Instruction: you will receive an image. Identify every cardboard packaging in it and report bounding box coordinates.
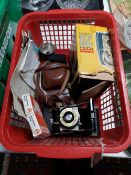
[70,24,114,102]
[22,94,50,138]
[10,38,50,138]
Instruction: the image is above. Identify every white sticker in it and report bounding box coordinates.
[22,94,42,137]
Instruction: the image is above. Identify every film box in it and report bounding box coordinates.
[70,24,114,102]
[70,24,114,81]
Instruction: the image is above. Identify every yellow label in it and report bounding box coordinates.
[76,24,114,76]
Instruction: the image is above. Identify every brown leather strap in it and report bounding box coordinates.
[55,94,73,105]
[60,70,70,93]
[35,62,69,73]
[35,61,49,73]
[44,62,70,70]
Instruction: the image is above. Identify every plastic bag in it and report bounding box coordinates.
[22,0,54,11]
[56,0,90,9]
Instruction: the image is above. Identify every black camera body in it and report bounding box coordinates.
[52,99,99,136]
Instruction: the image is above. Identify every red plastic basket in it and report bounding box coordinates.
[0,10,131,158]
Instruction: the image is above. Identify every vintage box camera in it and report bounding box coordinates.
[52,99,100,136]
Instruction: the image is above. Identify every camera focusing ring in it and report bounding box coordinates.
[59,107,80,128]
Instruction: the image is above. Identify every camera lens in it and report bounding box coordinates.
[63,112,74,123]
[39,43,55,55]
[38,43,55,61]
[59,107,80,128]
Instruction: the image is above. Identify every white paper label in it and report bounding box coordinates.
[22,93,42,137]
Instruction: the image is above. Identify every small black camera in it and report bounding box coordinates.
[52,99,100,136]
[52,107,82,134]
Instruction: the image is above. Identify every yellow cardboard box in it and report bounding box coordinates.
[70,24,114,103]
[70,24,114,82]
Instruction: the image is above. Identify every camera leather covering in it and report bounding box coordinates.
[34,61,70,108]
